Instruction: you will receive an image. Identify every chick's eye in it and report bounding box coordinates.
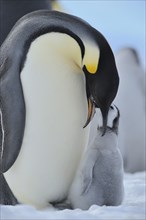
[110,105,114,110]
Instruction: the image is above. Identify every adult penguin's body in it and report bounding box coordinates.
[0,10,119,208]
[0,0,51,46]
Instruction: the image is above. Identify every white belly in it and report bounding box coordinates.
[4,33,89,208]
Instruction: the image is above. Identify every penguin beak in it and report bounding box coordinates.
[83,96,109,136]
[98,105,109,136]
[83,96,96,128]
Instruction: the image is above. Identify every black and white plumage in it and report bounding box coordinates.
[68,105,124,210]
[0,10,119,208]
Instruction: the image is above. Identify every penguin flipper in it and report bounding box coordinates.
[0,56,25,172]
[0,173,18,205]
[81,149,100,194]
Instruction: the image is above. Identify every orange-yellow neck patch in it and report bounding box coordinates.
[86,63,98,74]
[83,42,100,74]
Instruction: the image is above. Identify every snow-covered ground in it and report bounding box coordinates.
[1,171,145,220]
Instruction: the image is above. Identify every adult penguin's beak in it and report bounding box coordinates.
[83,96,96,129]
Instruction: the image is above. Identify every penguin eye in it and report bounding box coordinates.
[110,105,114,110]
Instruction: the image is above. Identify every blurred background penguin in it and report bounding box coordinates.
[50,0,62,11]
[0,0,62,45]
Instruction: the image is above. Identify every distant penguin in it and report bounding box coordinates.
[0,11,119,208]
[51,0,63,11]
[68,105,124,210]
[115,47,145,173]
[0,0,51,45]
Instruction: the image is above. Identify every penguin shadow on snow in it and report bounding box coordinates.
[67,105,124,210]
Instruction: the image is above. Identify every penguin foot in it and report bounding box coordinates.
[50,200,72,210]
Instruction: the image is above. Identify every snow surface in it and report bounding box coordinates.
[1,172,145,220]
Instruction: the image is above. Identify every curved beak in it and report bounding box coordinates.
[83,97,109,136]
[99,105,109,136]
[83,96,96,128]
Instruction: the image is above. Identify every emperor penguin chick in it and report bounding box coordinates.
[68,105,124,210]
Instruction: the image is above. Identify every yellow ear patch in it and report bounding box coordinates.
[86,63,97,74]
[83,42,100,75]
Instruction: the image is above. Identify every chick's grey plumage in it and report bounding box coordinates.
[68,105,124,210]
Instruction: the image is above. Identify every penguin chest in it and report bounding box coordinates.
[4,33,89,208]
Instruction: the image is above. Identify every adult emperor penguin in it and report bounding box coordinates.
[0,10,119,208]
[68,105,124,210]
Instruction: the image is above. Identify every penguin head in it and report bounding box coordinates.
[82,39,119,135]
[97,104,120,135]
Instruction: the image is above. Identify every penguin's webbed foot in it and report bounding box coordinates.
[53,202,72,210]
[50,200,72,210]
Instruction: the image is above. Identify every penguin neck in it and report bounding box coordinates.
[89,131,118,151]
[23,32,83,72]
